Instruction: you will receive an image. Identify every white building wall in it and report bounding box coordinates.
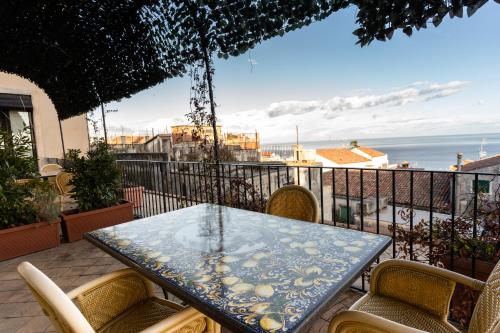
[0,72,89,168]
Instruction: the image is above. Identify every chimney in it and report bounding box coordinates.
[457,152,463,171]
[350,140,359,149]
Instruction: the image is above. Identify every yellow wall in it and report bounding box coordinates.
[0,72,89,168]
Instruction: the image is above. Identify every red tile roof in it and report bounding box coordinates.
[323,169,451,212]
[357,146,386,157]
[317,148,370,164]
[461,155,500,171]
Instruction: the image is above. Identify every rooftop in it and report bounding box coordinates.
[356,146,386,157]
[461,154,500,171]
[323,169,451,212]
[316,148,370,164]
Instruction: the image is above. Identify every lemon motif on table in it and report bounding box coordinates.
[243,259,258,268]
[117,239,131,247]
[146,251,162,259]
[252,252,270,260]
[250,302,271,314]
[344,246,362,252]
[333,240,348,247]
[221,276,240,285]
[294,277,314,287]
[305,266,322,275]
[255,284,274,298]
[215,264,231,273]
[304,247,320,255]
[230,283,254,294]
[260,314,283,331]
[156,255,171,263]
[279,237,292,243]
[352,240,366,247]
[194,275,211,283]
[221,255,239,263]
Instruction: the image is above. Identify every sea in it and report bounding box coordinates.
[262,133,500,171]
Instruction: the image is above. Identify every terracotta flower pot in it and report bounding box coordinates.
[61,201,134,242]
[0,219,61,261]
[123,186,144,208]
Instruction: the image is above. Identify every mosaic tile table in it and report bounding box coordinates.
[85,204,391,333]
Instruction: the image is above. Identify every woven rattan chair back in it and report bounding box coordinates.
[468,259,500,333]
[41,164,63,173]
[17,262,95,333]
[56,172,74,196]
[265,185,320,223]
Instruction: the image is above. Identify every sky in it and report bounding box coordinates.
[102,3,500,144]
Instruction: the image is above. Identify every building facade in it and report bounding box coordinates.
[456,154,500,214]
[0,72,89,168]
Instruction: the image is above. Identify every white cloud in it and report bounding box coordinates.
[106,80,496,144]
[267,81,469,118]
[217,80,500,143]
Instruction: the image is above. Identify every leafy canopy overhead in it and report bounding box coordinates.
[0,0,493,119]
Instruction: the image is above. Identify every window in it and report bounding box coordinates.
[472,179,491,194]
[0,94,36,157]
[338,205,352,224]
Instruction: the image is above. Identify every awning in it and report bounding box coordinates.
[0,93,33,110]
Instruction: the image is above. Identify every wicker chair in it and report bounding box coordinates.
[41,163,63,174]
[265,185,320,223]
[41,163,63,189]
[56,171,77,211]
[329,259,500,333]
[18,262,221,333]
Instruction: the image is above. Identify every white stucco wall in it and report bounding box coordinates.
[0,72,89,168]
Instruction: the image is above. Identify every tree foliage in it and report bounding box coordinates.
[0,0,494,118]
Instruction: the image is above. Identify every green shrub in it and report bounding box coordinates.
[0,130,59,229]
[64,140,121,212]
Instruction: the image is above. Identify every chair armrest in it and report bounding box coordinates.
[370,259,486,319]
[140,306,220,333]
[67,268,154,300]
[329,310,427,333]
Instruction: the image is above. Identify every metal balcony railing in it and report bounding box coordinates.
[116,159,500,294]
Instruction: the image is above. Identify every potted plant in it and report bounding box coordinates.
[60,141,133,242]
[0,130,61,261]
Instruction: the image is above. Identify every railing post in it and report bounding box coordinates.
[160,162,167,213]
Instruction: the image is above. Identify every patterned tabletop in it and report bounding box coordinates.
[86,204,391,333]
